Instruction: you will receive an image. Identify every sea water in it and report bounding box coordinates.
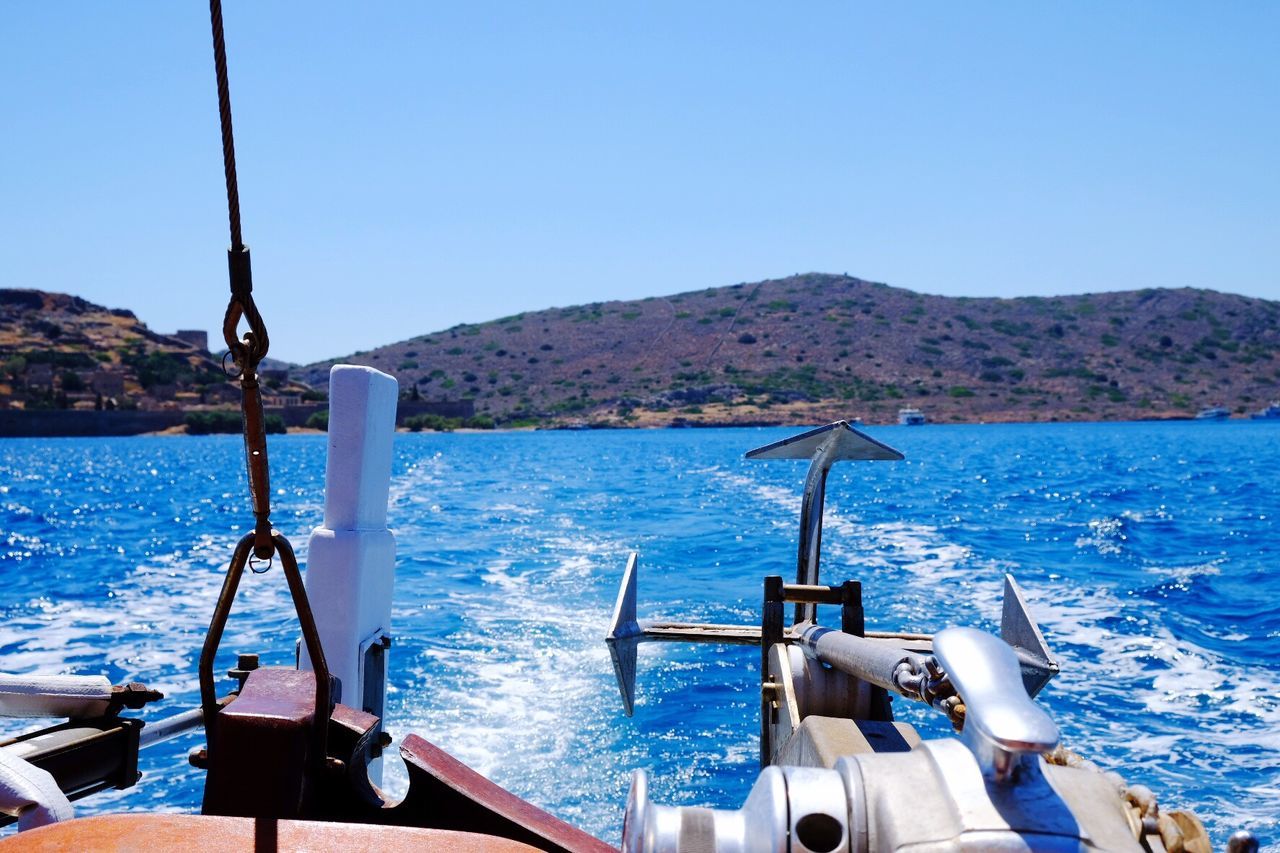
[0,421,1276,845]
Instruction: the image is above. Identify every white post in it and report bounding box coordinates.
[300,365,398,781]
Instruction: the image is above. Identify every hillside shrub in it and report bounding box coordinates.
[403,413,495,431]
[124,350,218,388]
[185,411,240,434]
[404,414,454,432]
[185,411,286,435]
[990,318,1031,336]
[306,410,329,431]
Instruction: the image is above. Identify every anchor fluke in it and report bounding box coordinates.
[604,552,762,716]
[744,420,903,462]
[999,573,1059,697]
[606,552,641,716]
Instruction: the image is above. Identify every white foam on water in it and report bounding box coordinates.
[387,454,447,507]
[484,503,542,518]
[842,519,974,579]
[387,517,640,837]
[1144,560,1222,582]
[1075,516,1128,555]
[480,558,523,592]
[711,469,976,596]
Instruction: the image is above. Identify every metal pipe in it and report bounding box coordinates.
[199,533,252,753]
[139,707,204,749]
[796,624,927,697]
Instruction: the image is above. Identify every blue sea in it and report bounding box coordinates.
[1,422,1276,846]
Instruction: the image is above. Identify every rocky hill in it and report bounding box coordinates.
[298,274,1280,426]
[0,289,309,413]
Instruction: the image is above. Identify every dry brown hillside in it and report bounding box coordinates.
[299,274,1280,426]
[0,289,307,413]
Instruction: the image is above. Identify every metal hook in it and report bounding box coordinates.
[247,552,272,574]
[221,350,241,379]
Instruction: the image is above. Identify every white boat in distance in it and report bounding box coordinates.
[897,408,927,425]
[1251,402,1280,420]
[1195,406,1230,420]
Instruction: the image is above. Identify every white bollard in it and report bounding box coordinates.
[300,365,398,781]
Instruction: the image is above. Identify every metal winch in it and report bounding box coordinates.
[622,628,1140,853]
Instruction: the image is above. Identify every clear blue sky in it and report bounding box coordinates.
[3,3,1277,364]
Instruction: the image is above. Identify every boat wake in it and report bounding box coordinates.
[3,427,1275,844]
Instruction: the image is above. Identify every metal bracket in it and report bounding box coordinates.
[198,532,334,776]
[0,716,144,827]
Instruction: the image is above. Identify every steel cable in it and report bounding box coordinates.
[209,0,242,253]
[208,0,273,559]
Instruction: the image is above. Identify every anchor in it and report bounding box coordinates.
[606,420,1059,724]
[605,423,1222,852]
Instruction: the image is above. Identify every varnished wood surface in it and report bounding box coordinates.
[1,813,545,852]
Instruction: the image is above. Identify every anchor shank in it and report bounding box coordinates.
[794,437,837,624]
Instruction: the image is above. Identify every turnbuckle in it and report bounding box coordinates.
[220,244,274,561]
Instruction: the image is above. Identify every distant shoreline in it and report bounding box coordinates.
[4,412,1244,440]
